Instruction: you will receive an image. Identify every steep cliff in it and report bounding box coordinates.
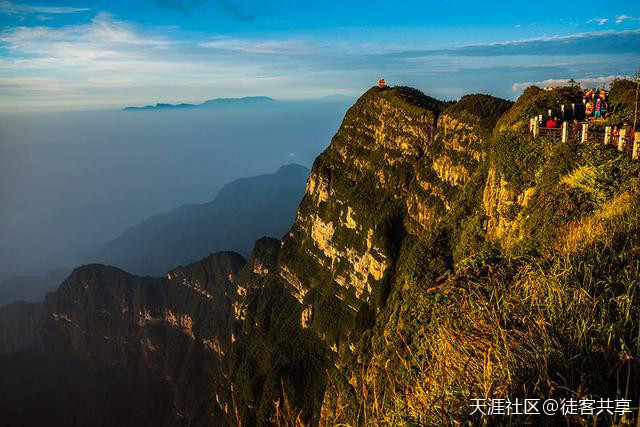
[39,251,245,425]
[278,87,442,348]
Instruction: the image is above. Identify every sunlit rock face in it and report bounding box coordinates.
[405,112,491,236]
[275,87,449,354]
[274,88,505,356]
[483,166,539,248]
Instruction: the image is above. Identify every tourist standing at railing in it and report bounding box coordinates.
[594,99,602,118]
[586,100,594,117]
[600,100,608,119]
[584,88,594,102]
[546,116,558,128]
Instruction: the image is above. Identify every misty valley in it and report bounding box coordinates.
[0,98,351,304]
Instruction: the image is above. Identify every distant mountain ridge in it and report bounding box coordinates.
[91,164,309,276]
[0,269,70,308]
[123,96,276,111]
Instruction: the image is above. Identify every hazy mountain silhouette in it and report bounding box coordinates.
[123,96,276,111]
[92,164,309,276]
[0,269,70,308]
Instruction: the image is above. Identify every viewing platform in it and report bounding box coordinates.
[526,83,639,160]
[529,114,639,161]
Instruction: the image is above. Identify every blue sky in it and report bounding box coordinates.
[1,0,639,110]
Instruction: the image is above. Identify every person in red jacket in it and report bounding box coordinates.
[546,116,558,128]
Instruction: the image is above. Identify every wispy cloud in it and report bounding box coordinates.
[0,0,88,15]
[511,75,629,93]
[585,14,640,25]
[615,15,640,25]
[1,12,173,59]
[380,30,640,58]
[199,37,311,54]
[587,17,609,26]
[0,12,297,108]
[0,76,135,92]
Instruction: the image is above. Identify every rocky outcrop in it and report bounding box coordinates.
[39,252,245,425]
[483,166,518,241]
[275,87,445,354]
[483,166,538,246]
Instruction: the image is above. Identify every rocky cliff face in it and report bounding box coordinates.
[3,84,639,426]
[278,87,443,351]
[39,252,245,425]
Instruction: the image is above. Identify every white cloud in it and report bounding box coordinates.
[587,17,609,26]
[0,0,88,15]
[0,12,174,67]
[0,12,325,109]
[585,15,640,26]
[511,75,630,93]
[443,28,640,51]
[615,15,640,24]
[199,38,312,54]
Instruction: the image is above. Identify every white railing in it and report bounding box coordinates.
[529,117,639,161]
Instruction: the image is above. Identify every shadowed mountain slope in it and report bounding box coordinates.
[92,164,309,276]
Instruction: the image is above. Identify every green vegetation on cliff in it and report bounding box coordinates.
[495,85,582,132]
[608,78,640,124]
